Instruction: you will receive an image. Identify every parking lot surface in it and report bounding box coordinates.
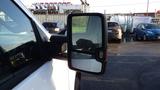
[81,38,160,90]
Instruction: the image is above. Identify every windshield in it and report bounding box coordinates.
[108,22,119,27]
[144,24,160,29]
[42,22,57,28]
[0,0,36,52]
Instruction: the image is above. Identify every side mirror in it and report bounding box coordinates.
[50,35,67,57]
[67,13,107,74]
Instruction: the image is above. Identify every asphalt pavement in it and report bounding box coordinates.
[80,39,160,90]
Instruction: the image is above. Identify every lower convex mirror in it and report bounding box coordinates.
[67,13,107,74]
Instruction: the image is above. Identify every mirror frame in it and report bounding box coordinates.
[67,13,107,74]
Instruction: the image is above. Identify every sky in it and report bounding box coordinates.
[20,0,160,14]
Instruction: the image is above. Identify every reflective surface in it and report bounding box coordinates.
[71,16,103,73]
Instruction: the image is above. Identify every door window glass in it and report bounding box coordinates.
[0,0,36,52]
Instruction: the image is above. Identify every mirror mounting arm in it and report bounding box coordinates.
[95,48,104,62]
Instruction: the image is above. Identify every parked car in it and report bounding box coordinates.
[0,0,106,90]
[107,22,123,42]
[133,23,160,40]
[132,16,152,33]
[42,21,65,34]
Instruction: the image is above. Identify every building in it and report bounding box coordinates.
[29,2,83,14]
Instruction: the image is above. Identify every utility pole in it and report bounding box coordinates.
[80,0,89,13]
[80,0,84,12]
[146,0,149,16]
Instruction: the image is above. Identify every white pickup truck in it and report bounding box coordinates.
[0,0,106,90]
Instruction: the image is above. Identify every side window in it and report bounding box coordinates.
[0,0,36,52]
[0,0,37,87]
[141,24,145,30]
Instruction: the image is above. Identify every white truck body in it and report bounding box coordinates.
[13,59,76,90]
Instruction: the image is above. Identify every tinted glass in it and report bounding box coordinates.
[144,24,160,29]
[71,16,103,73]
[108,22,118,27]
[0,0,36,52]
[42,22,57,28]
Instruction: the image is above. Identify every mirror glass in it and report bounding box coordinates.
[71,16,103,73]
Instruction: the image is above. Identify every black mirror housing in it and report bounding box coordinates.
[50,35,67,56]
[67,13,107,74]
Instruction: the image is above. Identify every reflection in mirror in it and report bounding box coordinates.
[71,16,103,73]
